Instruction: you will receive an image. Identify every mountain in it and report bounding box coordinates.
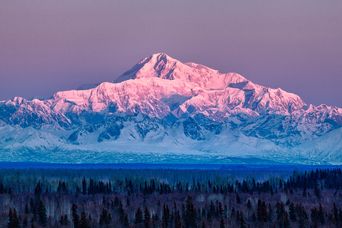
[0,53,341,164]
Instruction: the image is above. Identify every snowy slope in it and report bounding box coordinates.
[0,53,341,164]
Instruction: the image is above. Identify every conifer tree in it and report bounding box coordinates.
[184,196,196,228]
[82,178,87,195]
[99,208,111,225]
[289,203,296,221]
[79,212,90,228]
[220,218,225,228]
[135,207,143,224]
[174,210,182,228]
[8,208,19,228]
[38,200,47,226]
[162,204,170,228]
[71,204,79,228]
[144,207,150,228]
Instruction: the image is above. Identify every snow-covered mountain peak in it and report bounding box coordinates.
[0,53,341,164]
[115,52,180,82]
[14,53,309,118]
[116,53,249,90]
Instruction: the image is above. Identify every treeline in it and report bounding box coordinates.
[2,168,342,227]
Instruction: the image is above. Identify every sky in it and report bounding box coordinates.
[0,0,341,106]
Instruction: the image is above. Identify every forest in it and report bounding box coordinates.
[1,167,342,227]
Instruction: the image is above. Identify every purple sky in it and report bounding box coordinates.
[1,0,341,106]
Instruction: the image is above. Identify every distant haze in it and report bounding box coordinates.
[0,0,341,106]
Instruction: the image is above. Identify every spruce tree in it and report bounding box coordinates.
[220,218,225,228]
[71,204,79,228]
[99,208,111,225]
[8,208,19,228]
[162,204,170,228]
[289,203,296,221]
[174,210,182,228]
[79,212,90,228]
[38,200,47,226]
[135,207,143,224]
[144,207,150,228]
[82,178,87,195]
[184,196,196,228]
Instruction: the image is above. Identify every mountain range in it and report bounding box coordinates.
[0,53,341,164]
